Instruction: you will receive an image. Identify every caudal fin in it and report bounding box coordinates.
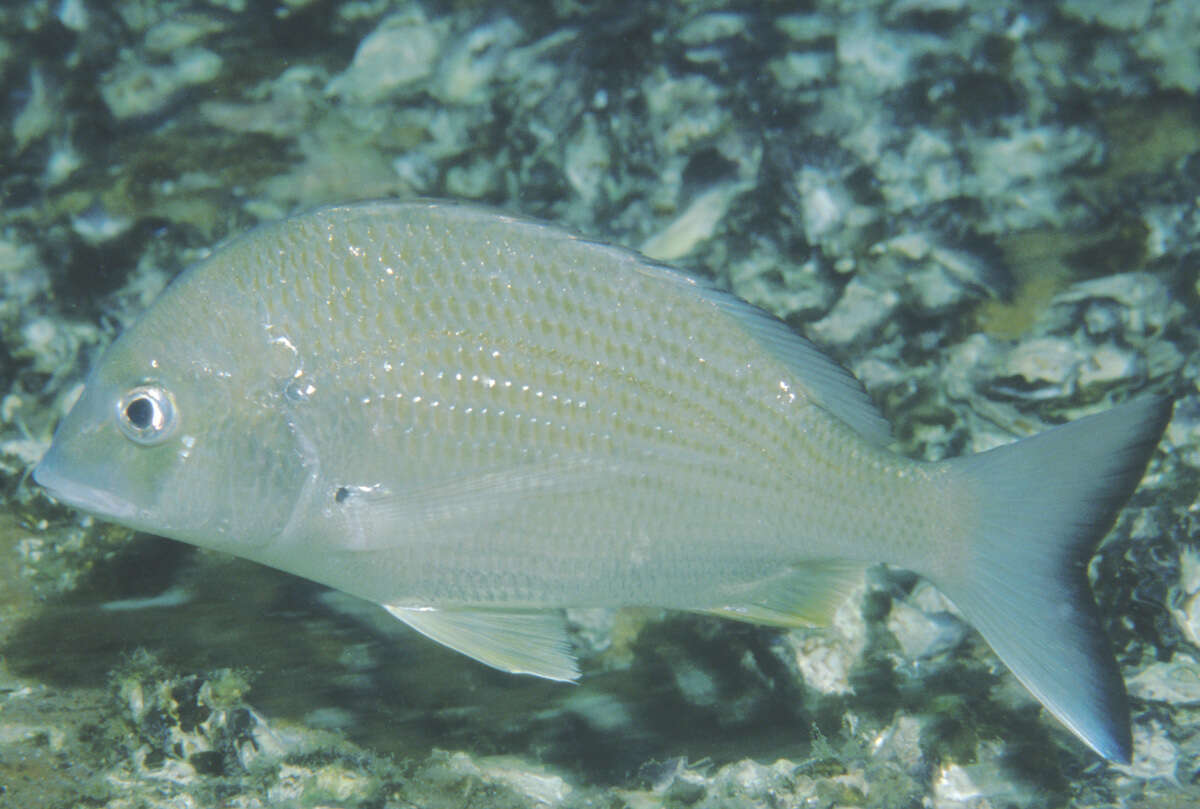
[936,396,1171,763]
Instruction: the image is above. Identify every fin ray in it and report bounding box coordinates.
[334,459,623,552]
[935,396,1171,763]
[628,259,891,444]
[383,605,580,681]
[695,560,867,628]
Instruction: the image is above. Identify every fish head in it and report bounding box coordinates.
[34,286,307,553]
[35,368,178,527]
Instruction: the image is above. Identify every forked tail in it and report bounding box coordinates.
[935,396,1171,762]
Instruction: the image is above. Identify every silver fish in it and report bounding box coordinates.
[34,200,1170,762]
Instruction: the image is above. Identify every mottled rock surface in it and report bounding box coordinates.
[2,1,1198,807]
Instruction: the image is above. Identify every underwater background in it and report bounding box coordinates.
[1,0,1199,807]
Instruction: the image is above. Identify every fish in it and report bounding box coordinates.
[33,199,1170,763]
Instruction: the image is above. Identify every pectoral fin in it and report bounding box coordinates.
[335,459,634,552]
[383,604,580,681]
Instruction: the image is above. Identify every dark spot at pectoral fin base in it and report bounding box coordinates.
[383,604,580,681]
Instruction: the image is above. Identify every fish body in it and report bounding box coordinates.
[34,200,1170,762]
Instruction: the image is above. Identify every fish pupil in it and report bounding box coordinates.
[116,384,176,445]
[125,396,155,429]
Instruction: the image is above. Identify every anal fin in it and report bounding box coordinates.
[695,560,867,628]
[383,604,580,681]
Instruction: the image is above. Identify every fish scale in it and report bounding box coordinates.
[34,200,1171,761]
[324,215,901,579]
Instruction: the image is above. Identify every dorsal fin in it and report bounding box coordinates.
[384,203,889,445]
[628,259,892,445]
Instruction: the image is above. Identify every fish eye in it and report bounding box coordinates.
[116,385,177,445]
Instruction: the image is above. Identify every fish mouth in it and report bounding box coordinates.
[33,457,139,522]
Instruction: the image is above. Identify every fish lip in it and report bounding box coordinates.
[33,458,139,522]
